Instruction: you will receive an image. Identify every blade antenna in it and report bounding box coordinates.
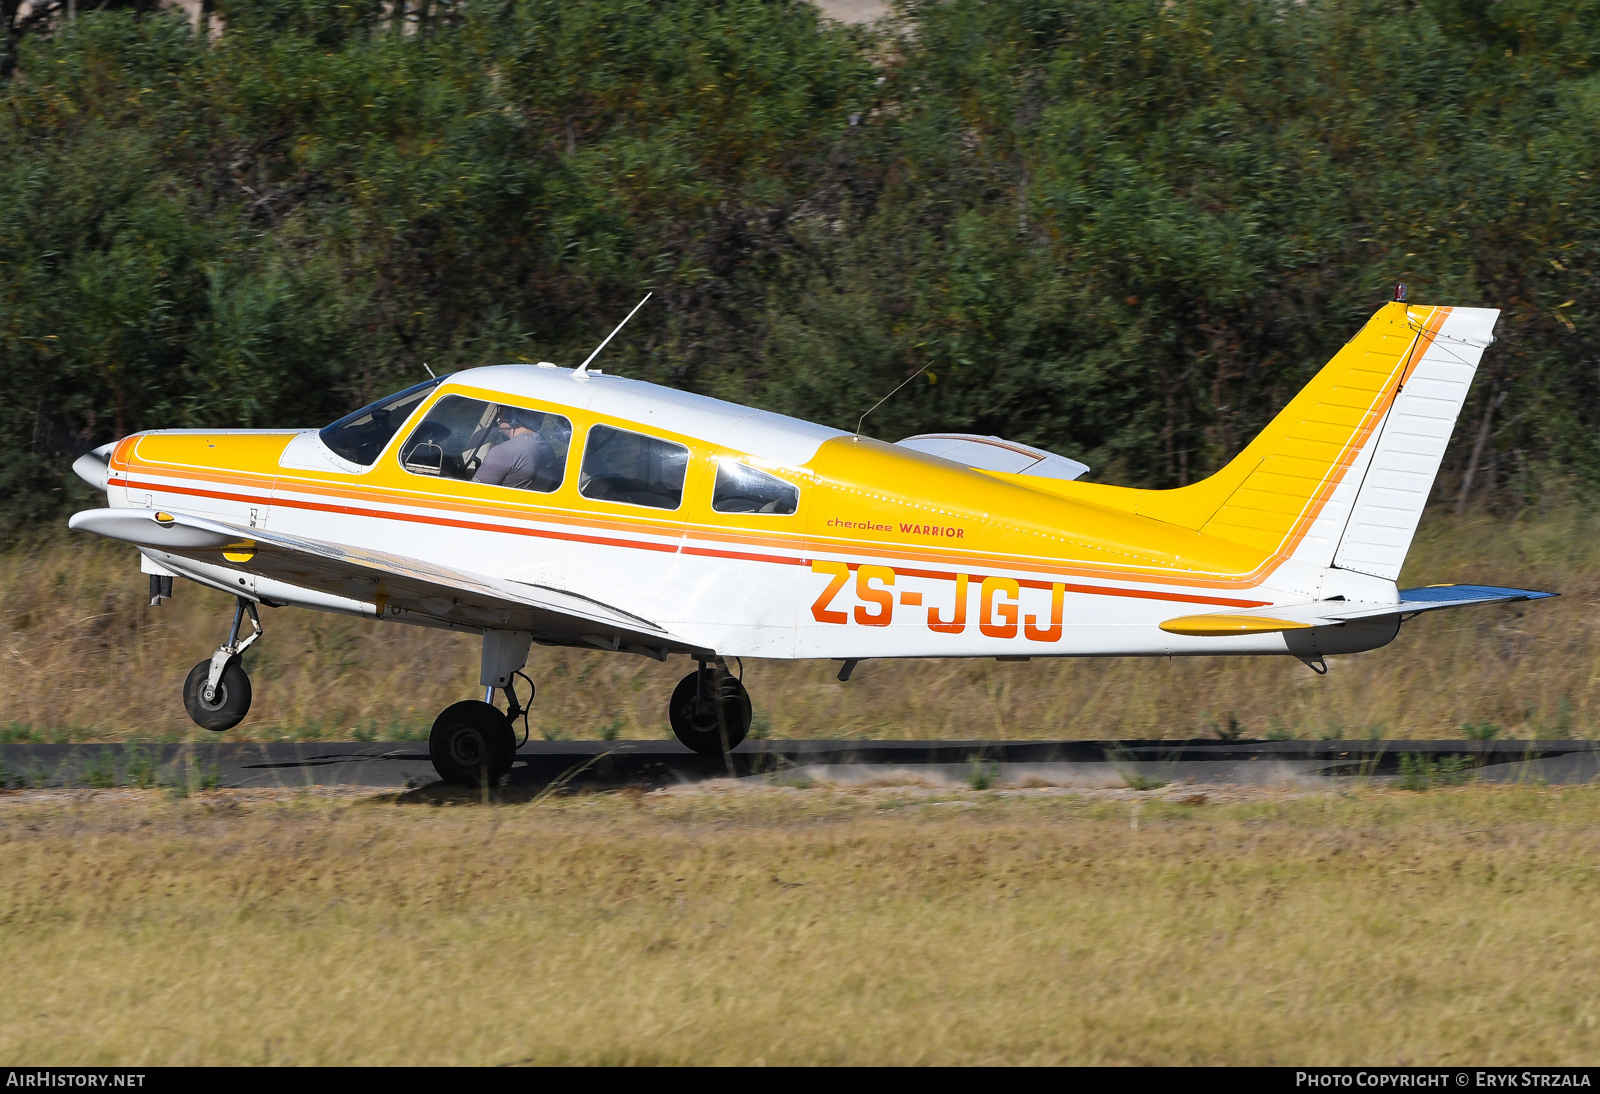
[856,360,932,438]
[575,293,652,377]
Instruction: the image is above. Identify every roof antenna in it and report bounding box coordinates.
[856,360,933,439]
[422,361,436,379]
[575,292,652,377]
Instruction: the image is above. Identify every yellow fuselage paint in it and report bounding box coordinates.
[112,302,1440,598]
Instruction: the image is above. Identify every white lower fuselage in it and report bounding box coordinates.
[111,435,1398,665]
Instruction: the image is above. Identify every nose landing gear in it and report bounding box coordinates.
[668,660,752,754]
[182,597,260,732]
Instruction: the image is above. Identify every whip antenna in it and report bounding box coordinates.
[856,361,933,438]
[575,293,652,377]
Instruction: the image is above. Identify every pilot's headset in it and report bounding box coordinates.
[497,406,541,434]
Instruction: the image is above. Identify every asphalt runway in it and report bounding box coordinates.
[2,738,1597,791]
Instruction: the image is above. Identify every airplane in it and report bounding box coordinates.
[68,287,1552,784]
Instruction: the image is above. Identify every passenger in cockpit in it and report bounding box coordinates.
[473,406,543,490]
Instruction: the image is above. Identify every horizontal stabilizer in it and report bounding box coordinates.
[1160,583,1555,637]
[1391,584,1556,611]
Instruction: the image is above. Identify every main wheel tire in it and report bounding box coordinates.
[668,669,752,754]
[429,700,516,786]
[182,658,252,732]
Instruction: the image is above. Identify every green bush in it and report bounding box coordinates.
[5,0,1600,539]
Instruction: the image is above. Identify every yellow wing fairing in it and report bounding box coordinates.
[1159,615,1312,637]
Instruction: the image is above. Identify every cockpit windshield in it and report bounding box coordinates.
[318,378,442,466]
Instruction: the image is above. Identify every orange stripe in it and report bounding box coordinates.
[124,458,1271,589]
[1398,307,1449,386]
[120,476,1269,611]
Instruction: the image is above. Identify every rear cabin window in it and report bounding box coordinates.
[712,461,799,515]
[579,425,689,510]
[398,395,572,493]
[319,378,442,466]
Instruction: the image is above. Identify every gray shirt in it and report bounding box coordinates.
[474,431,540,490]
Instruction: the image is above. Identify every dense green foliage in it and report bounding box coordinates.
[2,0,1598,536]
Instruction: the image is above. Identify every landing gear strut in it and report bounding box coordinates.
[428,629,531,786]
[182,597,260,732]
[668,659,752,754]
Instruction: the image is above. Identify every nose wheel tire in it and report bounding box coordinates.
[182,658,252,732]
[429,700,516,786]
[668,669,752,754]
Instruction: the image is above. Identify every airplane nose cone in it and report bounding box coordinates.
[72,442,116,492]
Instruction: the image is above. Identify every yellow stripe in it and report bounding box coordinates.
[1159,615,1311,636]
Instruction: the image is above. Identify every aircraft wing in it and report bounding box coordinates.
[68,508,693,656]
[896,433,1090,481]
[1159,584,1556,636]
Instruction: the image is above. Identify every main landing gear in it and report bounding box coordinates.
[668,660,752,755]
[429,629,533,787]
[424,650,753,786]
[423,632,754,784]
[429,678,529,787]
[182,597,260,732]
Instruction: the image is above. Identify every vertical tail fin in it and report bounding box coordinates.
[1059,301,1499,581]
[1182,301,1500,578]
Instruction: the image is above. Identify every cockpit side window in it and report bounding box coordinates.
[319,378,442,466]
[398,394,572,493]
[712,461,799,515]
[578,425,689,510]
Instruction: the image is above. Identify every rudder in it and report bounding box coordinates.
[1327,306,1499,579]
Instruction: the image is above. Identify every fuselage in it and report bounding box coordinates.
[99,363,1398,661]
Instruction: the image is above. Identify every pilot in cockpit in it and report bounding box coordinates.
[473,406,543,490]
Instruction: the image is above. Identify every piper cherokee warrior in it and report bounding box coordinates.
[69,290,1553,784]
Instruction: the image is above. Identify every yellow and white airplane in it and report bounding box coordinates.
[69,290,1551,783]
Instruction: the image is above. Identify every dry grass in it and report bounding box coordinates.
[2,783,1599,1065]
[2,508,1596,742]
